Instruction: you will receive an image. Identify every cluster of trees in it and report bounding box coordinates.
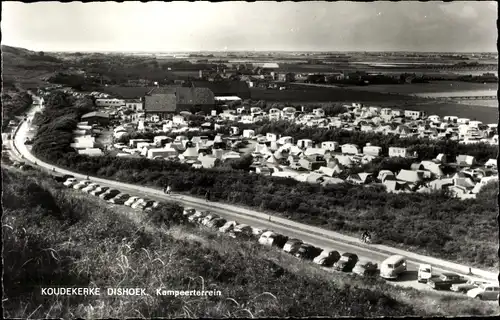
[47,72,102,91]
[30,91,498,269]
[2,90,32,131]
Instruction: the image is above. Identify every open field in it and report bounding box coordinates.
[100,86,156,98]
[250,86,417,103]
[342,81,497,95]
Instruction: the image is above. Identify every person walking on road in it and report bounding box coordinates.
[166,185,171,195]
[205,190,211,202]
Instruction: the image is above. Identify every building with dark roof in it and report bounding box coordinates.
[176,87,215,114]
[144,93,177,120]
[191,80,250,99]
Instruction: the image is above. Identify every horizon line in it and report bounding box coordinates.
[2,44,497,55]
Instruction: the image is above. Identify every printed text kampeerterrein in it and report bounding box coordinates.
[156,289,222,297]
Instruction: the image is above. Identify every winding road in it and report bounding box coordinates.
[7,102,498,297]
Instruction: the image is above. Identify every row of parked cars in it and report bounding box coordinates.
[55,175,499,301]
[184,207,499,300]
[58,175,161,211]
[182,207,379,276]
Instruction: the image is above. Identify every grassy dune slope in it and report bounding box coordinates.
[2,167,498,318]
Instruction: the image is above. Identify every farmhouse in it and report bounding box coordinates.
[144,93,177,120]
[176,87,215,113]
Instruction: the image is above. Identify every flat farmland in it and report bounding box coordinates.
[250,86,417,103]
[100,86,156,99]
[165,70,200,79]
[342,81,498,95]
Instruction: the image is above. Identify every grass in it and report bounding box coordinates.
[3,166,498,318]
[250,86,417,103]
[342,81,498,94]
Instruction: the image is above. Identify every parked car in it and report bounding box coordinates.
[206,217,227,229]
[131,198,148,209]
[258,231,289,248]
[219,221,238,233]
[73,180,92,190]
[201,213,219,226]
[417,264,433,283]
[188,211,205,223]
[63,178,79,188]
[333,253,359,272]
[313,249,341,267]
[283,239,304,255]
[183,208,197,216]
[295,244,323,260]
[81,183,100,193]
[136,200,158,210]
[108,193,131,204]
[379,255,407,280]
[124,196,140,206]
[231,224,253,238]
[451,279,488,293]
[90,186,109,196]
[353,260,379,277]
[251,227,268,238]
[427,273,467,290]
[467,283,500,300]
[99,189,120,200]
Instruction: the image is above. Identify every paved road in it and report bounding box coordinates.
[10,104,498,297]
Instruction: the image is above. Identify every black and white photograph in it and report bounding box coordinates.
[1,1,499,318]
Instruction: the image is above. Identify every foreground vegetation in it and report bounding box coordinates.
[29,92,498,270]
[3,166,498,317]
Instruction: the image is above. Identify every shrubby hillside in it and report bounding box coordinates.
[31,92,498,269]
[2,167,497,318]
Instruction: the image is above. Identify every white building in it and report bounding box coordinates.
[172,115,187,125]
[277,136,294,145]
[242,129,255,138]
[363,144,382,157]
[341,144,360,155]
[125,99,143,111]
[319,141,337,151]
[388,147,409,158]
[95,98,125,108]
[297,139,314,149]
[404,110,426,120]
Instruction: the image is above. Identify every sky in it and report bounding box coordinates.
[1,1,498,52]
